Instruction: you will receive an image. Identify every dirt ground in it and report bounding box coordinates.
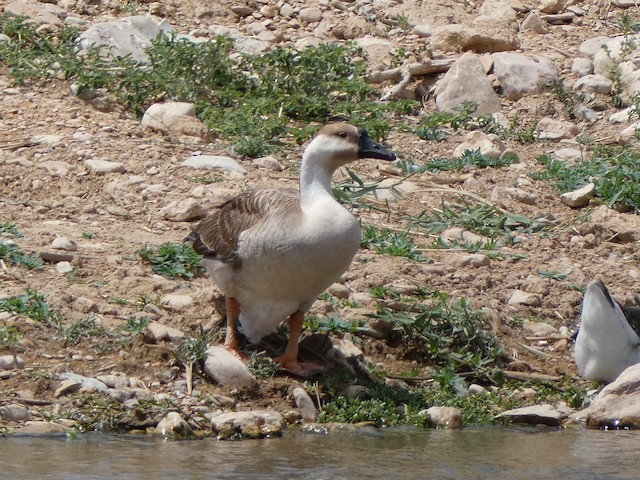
[1,0,640,429]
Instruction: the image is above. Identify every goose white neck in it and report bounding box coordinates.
[299,148,339,207]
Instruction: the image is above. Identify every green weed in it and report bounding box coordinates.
[247,351,280,379]
[0,222,22,237]
[361,226,428,262]
[0,289,61,326]
[416,102,494,141]
[63,316,104,343]
[0,241,43,269]
[410,197,547,244]
[399,149,513,174]
[538,269,568,281]
[0,325,22,348]
[304,313,361,334]
[139,242,204,279]
[121,316,150,335]
[370,289,504,378]
[531,148,640,211]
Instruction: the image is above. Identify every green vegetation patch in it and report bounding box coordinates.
[139,242,204,279]
[0,241,43,269]
[531,147,640,211]
[0,14,415,157]
[397,148,514,174]
[361,226,428,262]
[370,288,504,378]
[410,196,549,245]
[0,289,60,325]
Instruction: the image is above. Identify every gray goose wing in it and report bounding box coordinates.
[595,279,640,339]
[186,189,299,266]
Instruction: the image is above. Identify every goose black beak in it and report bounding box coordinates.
[357,128,396,161]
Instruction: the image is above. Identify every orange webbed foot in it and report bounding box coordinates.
[274,357,325,377]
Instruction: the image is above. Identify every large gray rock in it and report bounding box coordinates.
[204,346,257,388]
[210,410,284,438]
[492,53,558,100]
[434,52,501,115]
[58,372,108,392]
[431,24,519,53]
[77,16,172,62]
[0,355,25,370]
[586,364,640,429]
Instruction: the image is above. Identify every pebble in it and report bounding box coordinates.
[0,404,29,422]
[560,182,595,207]
[508,290,542,307]
[159,198,207,222]
[144,322,186,343]
[426,406,463,428]
[204,346,257,388]
[0,355,26,370]
[497,403,574,426]
[51,236,77,251]
[84,158,126,174]
[291,386,318,422]
[160,293,194,312]
[155,412,194,437]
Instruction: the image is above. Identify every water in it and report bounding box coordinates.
[1,426,638,480]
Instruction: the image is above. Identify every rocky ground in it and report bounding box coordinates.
[1,0,640,437]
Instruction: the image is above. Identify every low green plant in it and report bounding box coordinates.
[0,289,60,326]
[121,316,150,335]
[0,241,43,269]
[546,79,582,120]
[538,269,568,281]
[416,102,494,141]
[531,148,640,211]
[410,196,547,244]
[247,351,280,379]
[0,15,414,157]
[361,226,428,262]
[304,313,361,334]
[400,149,514,174]
[139,242,204,279]
[332,169,399,210]
[63,316,104,343]
[370,289,504,378]
[0,222,22,237]
[0,325,22,348]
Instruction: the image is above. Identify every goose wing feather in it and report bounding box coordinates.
[187,189,299,265]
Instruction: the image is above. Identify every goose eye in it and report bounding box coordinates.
[337,131,348,139]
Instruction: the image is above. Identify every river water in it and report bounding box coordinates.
[1,426,638,479]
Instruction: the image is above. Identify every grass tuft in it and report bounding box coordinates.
[139,242,204,279]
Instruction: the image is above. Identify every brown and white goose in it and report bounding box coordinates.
[186,123,396,376]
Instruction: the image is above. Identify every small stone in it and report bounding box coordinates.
[145,322,186,343]
[230,5,254,17]
[571,58,593,76]
[522,320,559,336]
[160,294,193,312]
[508,290,542,307]
[459,253,490,267]
[14,421,68,436]
[426,406,463,428]
[521,11,549,33]
[160,198,207,222]
[55,261,73,274]
[537,118,579,140]
[326,283,350,299]
[51,236,77,251]
[0,355,25,370]
[252,155,284,171]
[560,182,595,207]
[497,403,573,426]
[54,379,82,398]
[298,7,323,23]
[291,387,318,422]
[210,410,284,439]
[182,155,247,174]
[156,412,194,437]
[280,3,295,17]
[0,404,29,422]
[204,346,258,388]
[84,158,126,174]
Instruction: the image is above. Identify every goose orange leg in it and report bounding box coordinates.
[224,297,247,359]
[274,310,325,377]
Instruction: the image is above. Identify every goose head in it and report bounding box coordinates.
[302,123,396,172]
